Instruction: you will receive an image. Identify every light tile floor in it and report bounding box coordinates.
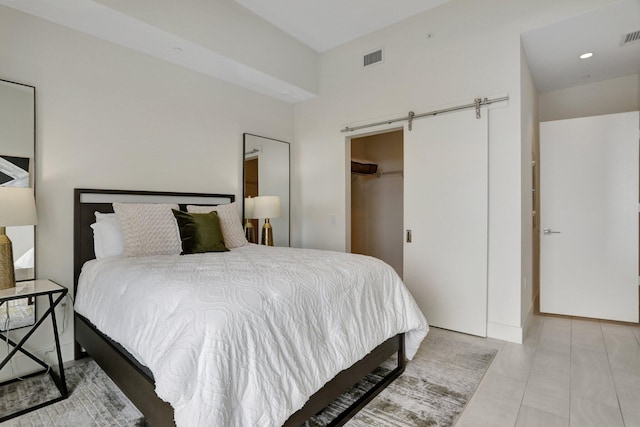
[455,315,640,427]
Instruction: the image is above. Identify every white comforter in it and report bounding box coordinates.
[75,244,428,427]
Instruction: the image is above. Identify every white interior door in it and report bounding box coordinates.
[540,112,639,322]
[404,108,488,337]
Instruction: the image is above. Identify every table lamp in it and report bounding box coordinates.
[0,187,38,290]
[252,196,281,246]
[244,196,256,244]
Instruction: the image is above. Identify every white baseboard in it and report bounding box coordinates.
[487,321,523,344]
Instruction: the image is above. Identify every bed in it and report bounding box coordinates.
[73,188,428,427]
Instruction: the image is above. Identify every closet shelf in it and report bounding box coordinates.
[351,160,378,174]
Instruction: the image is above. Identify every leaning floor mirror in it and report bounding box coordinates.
[243,133,290,247]
[0,78,36,331]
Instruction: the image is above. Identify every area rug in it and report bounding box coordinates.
[308,327,499,426]
[1,360,144,426]
[1,328,497,426]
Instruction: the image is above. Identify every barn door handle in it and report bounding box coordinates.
[543,228,561,235]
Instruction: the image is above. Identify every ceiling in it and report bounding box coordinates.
[521,0,640,93]
[2,0,639,99]
[231,0,450,52]
[247,0,640,93]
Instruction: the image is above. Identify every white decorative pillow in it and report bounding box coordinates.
[187,202,248,249]
[113,203,182,257]
[90,212,124,259]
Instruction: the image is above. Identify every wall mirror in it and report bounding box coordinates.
[243,133,290,247]
[0,78,36,331]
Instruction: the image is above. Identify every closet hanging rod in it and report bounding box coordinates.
[340,95,509,133]
[377,170,403,177]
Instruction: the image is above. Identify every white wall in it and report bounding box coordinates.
[350,131,403,277]
[293,0,617,342]
[539,73,640,122]
[0,5,293,374]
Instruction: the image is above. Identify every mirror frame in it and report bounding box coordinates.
[242,133,290,247]
[0,78,36,332]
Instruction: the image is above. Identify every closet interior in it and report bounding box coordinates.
[350,130,404,277]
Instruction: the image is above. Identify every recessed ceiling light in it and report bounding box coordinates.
[579,52,594,59]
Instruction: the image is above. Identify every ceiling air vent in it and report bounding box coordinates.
[363,49,383,67]
[622,30,640,46]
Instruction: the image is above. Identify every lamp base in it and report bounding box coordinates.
[261,219,274,246]
[244,220,255,244]
[0,228,16,290]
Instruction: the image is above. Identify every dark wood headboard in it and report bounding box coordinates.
[73,188,235,296]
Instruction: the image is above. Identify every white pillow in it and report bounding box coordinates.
[187,202,248,249]
[113,203,182,257]
[90,212,124,259]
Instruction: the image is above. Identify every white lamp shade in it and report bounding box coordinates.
[0,187,38,226]
[252,196,281,219]
[244,197,255,219]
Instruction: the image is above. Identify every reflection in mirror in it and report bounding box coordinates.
[243,134,290,247]
[0,78,36,332]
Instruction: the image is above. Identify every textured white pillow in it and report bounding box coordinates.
[187,202,248,249]
[113,203,182,257]
[90,212,124,259]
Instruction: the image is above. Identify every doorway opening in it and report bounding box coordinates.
[350,130,404,277]
[244,156,259,242]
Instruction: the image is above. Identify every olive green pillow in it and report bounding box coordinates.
[172,210,229,254]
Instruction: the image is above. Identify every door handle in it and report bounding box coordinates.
[543,228,561,235]
[406,229,412,243]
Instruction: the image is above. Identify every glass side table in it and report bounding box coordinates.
[0,279,69,422]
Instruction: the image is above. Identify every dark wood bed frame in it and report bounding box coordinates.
[73,188,406,427]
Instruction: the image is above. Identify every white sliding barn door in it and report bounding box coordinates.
[404,109,488,337]
[540,112,639,322]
